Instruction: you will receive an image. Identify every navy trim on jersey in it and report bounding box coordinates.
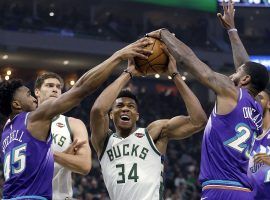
[99,130,113,161]
[145,128,161,156]
[65,116,73,142]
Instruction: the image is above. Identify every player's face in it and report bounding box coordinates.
[257,91,270,113]
[35,78,62,104]
[111,97,139,130]
[13,86,37,112]
[229,65,248,87]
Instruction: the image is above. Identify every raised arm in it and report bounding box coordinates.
[147,49,207,154]
[53,118,91,175]
[147,29,238,101]
[90,60,139,156]
[217,0,249,69]
[28,38,152,141]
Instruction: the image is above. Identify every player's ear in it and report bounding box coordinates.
[109,111,113,120]
[34,88,40,98]
[12,100,22,110]
[267,100,270,110]
[240,75,251,86]
[136,113,139,121]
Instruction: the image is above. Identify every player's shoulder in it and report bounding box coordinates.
[66,116,84,125]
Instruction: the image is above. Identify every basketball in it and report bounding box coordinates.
[134,37,169,76]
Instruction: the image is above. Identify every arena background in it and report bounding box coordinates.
[0,0,270,199]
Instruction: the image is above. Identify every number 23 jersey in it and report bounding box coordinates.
[99,128,164,200]
[199,88,263,189]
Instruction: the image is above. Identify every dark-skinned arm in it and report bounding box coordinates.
[217,0,249,69]
[90,68,133,156]
[28,38,152,141]
[147,29,237,98]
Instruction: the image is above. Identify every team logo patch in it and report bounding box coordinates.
[135,132,145,138]
[56,122,65,128]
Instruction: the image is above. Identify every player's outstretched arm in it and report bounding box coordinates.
[147,29,238,100]
[147,48,207,154]
[28,38,152,141]
[90,58,143,156]
[217,0,249,69]
[54,118,91,175]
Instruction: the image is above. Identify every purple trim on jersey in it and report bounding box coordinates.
[248,129,270,199]
[0,112,54,199]
[199,88,263,190]
[201,187,253,200]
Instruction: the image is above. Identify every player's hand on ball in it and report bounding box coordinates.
[116,38,153,61]
[127,58,143,77]
[254,153,270,166]
[146,28,169,39]
[161,45,178,76]
[217,0,235,30]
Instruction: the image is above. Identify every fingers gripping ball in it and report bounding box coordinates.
[134,37,168,75]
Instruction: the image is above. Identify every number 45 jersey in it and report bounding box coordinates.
[0,112,54,199]
[199,88,263,190]
[99,128,164,200]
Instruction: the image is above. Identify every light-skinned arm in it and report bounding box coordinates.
[54,118,91,175]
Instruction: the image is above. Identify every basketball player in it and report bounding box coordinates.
[34,72,91,200]
[90,49,207,200]
[0,38,153,199]
[217,1,270,198]
[248,90,270,199]
[147,26,269,199]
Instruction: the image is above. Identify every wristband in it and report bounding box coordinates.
[123,69,133,79]
[228,28,237,33]
[171,72,180,80]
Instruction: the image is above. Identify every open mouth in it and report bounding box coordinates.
[120,115,130,122]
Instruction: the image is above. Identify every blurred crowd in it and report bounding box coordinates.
[0,76,212,200]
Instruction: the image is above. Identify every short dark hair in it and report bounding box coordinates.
[117,89,138,104]
[35,72,64,89]
[243,61,269,93]
[0,79,23,117]
[263,88,270,98]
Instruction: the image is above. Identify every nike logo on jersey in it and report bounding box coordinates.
[56,122,65,128]
[135,132,145,138]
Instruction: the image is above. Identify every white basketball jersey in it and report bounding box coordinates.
[100,128,164,200]
[51,115,73,200]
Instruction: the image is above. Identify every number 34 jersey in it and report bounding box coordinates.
[99,128,164,200]
[199,88,263,189]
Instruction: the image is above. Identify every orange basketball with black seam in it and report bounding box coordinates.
[134,37,168,75]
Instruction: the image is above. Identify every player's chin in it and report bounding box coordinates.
[118,121,133,129]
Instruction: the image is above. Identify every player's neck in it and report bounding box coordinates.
[246,87,257,98]
[116,126,137,138]
[9,111,21,121]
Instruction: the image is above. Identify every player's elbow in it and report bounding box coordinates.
[190,115,207,132]
[78,164,91,175]
[91,104,106,117]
